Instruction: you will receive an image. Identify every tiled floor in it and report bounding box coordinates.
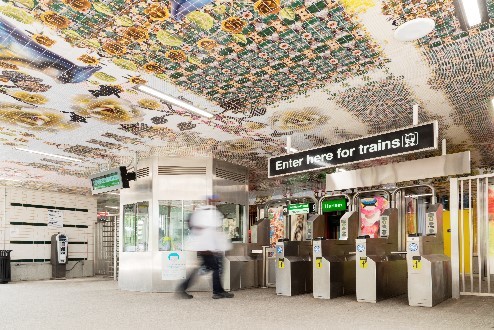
[2,277,494,329]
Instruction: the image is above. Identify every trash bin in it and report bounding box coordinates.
[0,250,12,284]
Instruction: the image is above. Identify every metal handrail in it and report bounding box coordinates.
[318,193,351,214]
[391,184,436,207]
[352,190,391,211]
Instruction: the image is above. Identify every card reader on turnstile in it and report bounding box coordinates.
[276,239,312,296]
[313,211,359,299]
[355,208,407,303]
[407,204,451,307]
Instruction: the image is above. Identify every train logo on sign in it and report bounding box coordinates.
[409,243,419,252]
[276,246,283,254]
[314,245,321,253]
[357,244,365,252]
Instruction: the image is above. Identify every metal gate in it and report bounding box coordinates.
[95,215,118,278]
[450,175,494,297]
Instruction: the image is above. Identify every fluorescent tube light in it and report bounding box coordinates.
[491,98,494,109]
[136,85,214,118]
[459,0,482,27]
[0,177,22,182]
[105,206,119,209]
[15,147,82,162]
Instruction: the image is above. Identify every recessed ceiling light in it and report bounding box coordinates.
[454,0,488,29]
[136,85,214,118]
[459,0,481,27]
[284,147,299,153]
[394,18,435,42]
[15,147,82,162]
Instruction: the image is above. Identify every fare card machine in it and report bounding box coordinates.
[355,208,407,303]
[313,211,359,299]
[51,233,68,279]
[407,204,451,307]
[276,239,312,296]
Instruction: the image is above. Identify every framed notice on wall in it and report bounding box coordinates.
[47,209,63,228]
[162,252,186,280]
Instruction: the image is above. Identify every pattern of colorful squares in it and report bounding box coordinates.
[0,0,492,195]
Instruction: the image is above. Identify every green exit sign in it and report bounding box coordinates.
[322,198,347,212]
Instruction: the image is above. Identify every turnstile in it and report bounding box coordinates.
[313,211,359,299]
[276,240,312,296]
[223,243,263,291]
[356,208,407,303]
[407,204,451,307]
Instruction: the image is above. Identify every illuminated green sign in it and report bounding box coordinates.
[92,172,121,190]
[288,203,310,215]
[322,199,347,212]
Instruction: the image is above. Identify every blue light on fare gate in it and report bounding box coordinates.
[322,198,347,212]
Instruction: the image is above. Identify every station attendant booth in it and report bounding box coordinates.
[119,156,249,292]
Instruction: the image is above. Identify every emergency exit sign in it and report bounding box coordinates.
[322,199,347,212]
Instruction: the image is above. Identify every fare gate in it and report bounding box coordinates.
[95,215,118,279]
[450,175,494,297]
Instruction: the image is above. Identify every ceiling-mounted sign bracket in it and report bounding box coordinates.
[268,121,438,178]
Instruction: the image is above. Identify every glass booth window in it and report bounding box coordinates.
[123,201,149,252]
[217,203,244,242]
[158,200,205,251]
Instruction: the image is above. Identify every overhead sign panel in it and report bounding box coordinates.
[322,198,347,212]
[268,121,438,178]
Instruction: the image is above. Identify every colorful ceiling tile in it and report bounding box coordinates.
[0,0,492,195]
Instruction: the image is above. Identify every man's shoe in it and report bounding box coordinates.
[176,291,193,299]
[212,291,234,299]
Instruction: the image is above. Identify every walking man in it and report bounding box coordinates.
[177,195,234,299]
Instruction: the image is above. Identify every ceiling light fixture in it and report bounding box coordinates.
[136,85,214,118]
[394,18,435,42]
[15,147,82,162]
[491,98,494,109]
[0,177,22,182]
[105,206,119,209]
[454,0,488,29]
[284,147,299,153]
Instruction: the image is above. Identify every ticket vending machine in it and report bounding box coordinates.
[313,211,359,299]
[276,238,312,296]
[406,204,451,307]
[355,208,407,303]
[51,233,68,279]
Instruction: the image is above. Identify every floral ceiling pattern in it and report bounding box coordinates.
[0,0,493,195]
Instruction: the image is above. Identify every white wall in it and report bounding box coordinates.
[0,187,96,281]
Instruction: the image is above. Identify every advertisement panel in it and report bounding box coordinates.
[359,196,389,238]
[268,207,285,247]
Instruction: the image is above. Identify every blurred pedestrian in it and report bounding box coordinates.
[177,195,233,299]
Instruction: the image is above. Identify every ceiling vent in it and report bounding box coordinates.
[158,166,206,175]
[136,167,150,179]
[215,168,246,184]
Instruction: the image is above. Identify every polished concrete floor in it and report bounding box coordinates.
[2,277,494,329]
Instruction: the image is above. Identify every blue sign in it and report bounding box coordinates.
[276,246,283,254]
[356,244,365,252]
[409,243,419,252]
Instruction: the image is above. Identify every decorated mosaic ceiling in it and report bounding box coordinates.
[0,0,494,195]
